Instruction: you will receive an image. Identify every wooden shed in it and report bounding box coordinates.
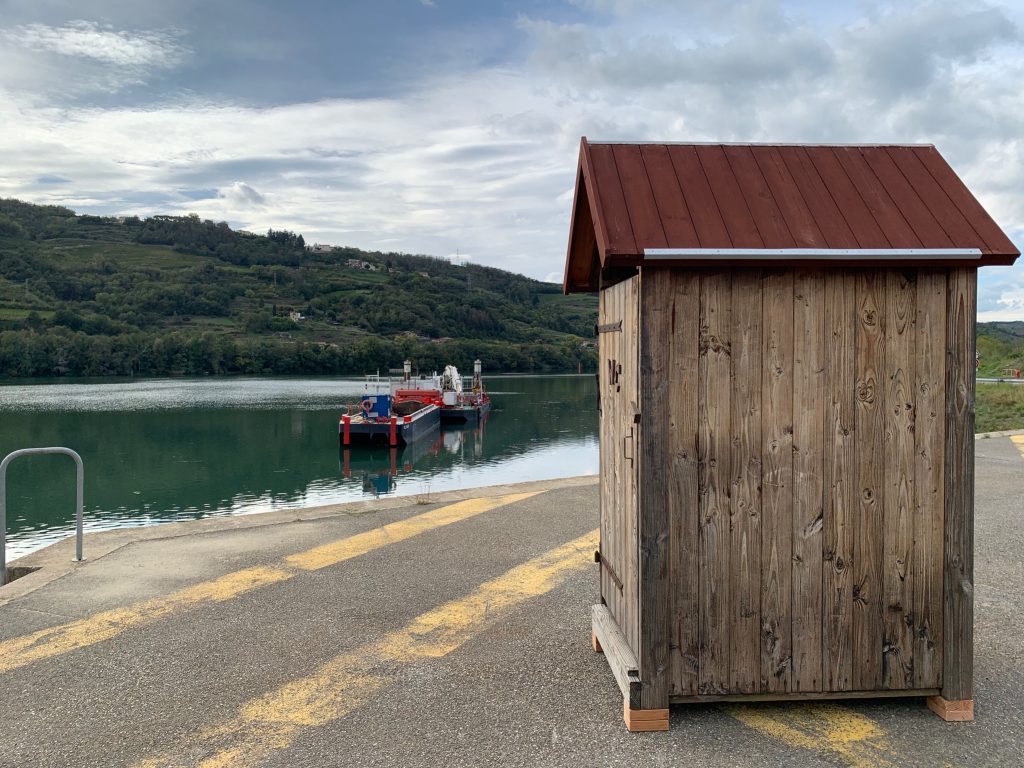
[565,139,1020,731]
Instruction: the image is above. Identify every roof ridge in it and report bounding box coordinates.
[587,141,937,148]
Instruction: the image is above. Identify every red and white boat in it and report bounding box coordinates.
[393,359,492,424]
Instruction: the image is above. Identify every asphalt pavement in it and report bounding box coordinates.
[1,437,1023,768]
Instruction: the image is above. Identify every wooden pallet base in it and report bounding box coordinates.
[623,700,669,732]
[927,696,974,721]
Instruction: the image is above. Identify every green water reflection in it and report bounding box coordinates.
[0,375,597,558]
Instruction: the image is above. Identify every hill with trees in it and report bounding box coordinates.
[0,199,597,378]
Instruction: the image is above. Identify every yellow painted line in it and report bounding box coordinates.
[1011,434,1024,462]
[727,703,897,768]
[134,529,599,768]
[0,566,292,675]
[285,492,540,571]
[0,491,542,675]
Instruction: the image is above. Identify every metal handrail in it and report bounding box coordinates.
[1,447,84,586]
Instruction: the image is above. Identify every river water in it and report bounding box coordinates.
[0,375,598,559]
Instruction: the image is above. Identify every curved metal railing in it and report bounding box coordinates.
[1,447,84,586]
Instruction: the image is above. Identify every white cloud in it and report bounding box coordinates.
[218,181,266,207]
[978,284,1024,321]
[0,20,187,93]
[0,0,1021,312]
[6,20,185,68]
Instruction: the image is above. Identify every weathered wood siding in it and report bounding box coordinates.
[598,275,641,656]
[631,266,969,698]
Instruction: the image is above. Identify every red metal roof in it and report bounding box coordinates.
[564,139,1020,292]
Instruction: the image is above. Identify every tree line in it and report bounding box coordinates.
[0,328,590,378]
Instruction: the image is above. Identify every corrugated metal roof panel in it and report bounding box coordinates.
[564,139,1019,292]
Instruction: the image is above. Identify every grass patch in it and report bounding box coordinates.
[0,307,55,320]
[976,383,1024,433]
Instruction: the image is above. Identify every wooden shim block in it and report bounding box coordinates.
[623,700,670,732]
[593,632,603,654]
[792,270,824,692]
[926,696,974,722]
[914,271,946,689]
[667,270,701,697]
[639,269,671,709]
[760,270,793,693]
[942,268,975,702]
[823,271,856,691]
[854,271,885,690]
[882,270,916,689]
[730,269,762,695]
[699,271,732,695]
[593,604,642,710]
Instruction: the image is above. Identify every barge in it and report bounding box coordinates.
[339,360,491,446]
[438,360,492,424]
[340,387,440,447]
[394,360,492,424]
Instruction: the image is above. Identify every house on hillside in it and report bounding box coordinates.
[346,258,378,271]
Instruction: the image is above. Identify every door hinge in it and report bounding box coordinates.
[599,552,624,591]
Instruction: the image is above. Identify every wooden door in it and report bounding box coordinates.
[653,267,951,700]
[598,276,640,654]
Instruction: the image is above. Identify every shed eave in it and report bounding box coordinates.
[643,248,984,261]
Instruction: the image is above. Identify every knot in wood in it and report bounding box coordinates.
[856,379,875,403]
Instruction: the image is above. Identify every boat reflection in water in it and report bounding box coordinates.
[340,412,489,496]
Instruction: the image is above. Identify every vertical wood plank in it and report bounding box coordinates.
[729,269,762,694]
[598,286,611,614]
[942,268,975,701]
[667,270,701,696]
[882,270,917,689]
[760,271,794,692]
[599,280,628,641]
[854,271,886,690]
[699,271,732,695]
[625,276,641,654]
[823,271,856,691]
[610,284,618,643]
[609,282,620,633]
[792,270,825,692]
[638,269,670,709]
[914,271,946,688]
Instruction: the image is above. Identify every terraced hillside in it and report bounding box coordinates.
[0,199,597,377]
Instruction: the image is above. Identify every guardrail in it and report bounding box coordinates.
[1,447,84,586]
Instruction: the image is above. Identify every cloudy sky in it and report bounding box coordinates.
[1,0,1022,318]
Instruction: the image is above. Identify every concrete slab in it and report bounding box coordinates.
[0,442,1022,767]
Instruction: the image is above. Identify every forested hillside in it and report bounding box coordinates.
[0,200,598,378]
[977,320,1024,376]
